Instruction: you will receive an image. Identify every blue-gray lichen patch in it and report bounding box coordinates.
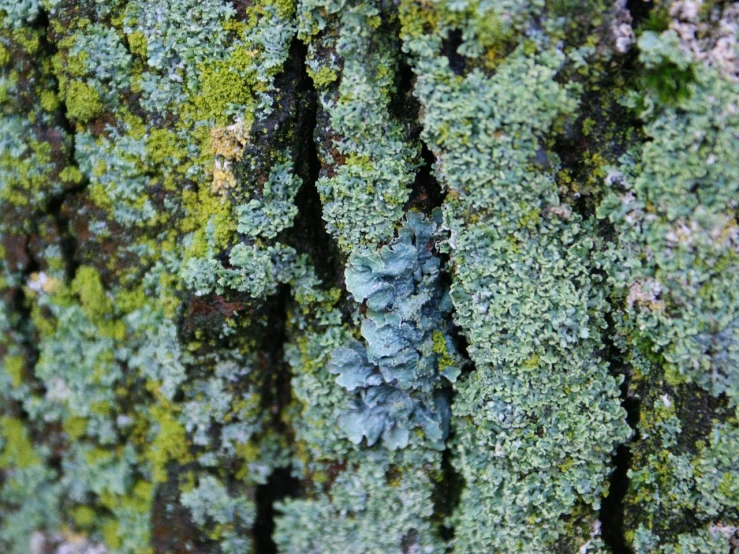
[328,212,461,450]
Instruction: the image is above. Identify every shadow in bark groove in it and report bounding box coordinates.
[251,36,328,552]
[289,36,344,289]
[599,309,640,554]
[254,468,301,554]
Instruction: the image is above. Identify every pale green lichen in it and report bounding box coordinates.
[181,475,255,554]
[235,159,301,239]
[276,450,444,554]
[299,0,418,251]
[399,3,631,551]
[599,24,739,552]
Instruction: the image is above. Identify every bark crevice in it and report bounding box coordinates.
[40,6,89,284]
[251,35,327,551]
[253,468,301,554]
[289,36,343,289]
[599,308,640,554]
[412,141,470,545]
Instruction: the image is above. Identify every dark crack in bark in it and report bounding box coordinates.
[253,468,300,554]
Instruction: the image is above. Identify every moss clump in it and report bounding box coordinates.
[307,65,337,87]
[148,404,191,483]
[3,355,24,388]
[0,418,40,469]
[126,30,147,57]
[65,81,103,122]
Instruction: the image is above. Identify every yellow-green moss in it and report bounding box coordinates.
[3,355,24,388]
[71,266,114,323]
[0,43,10,66]
[147,404,191,483]
[65,81,103,122]
[0,417,41,469]
[39,90,60,112]
[308,65,338,88]
[126,30,147,57]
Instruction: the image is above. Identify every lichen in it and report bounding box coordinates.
[327,212,461,450]
[598,21,739,552]
[298,0,418,251]
[399,2,632,550]
[1,1,737,552]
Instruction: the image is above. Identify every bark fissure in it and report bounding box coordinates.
[599,308,640,554]
[252,36,326,552]
[434,440,464,546]
[40,6,89,284]
[626,0,654,29]
[405,143,446,215]
[253,468,300,554]
[45,184,86,283]
[289,38,343,290]
[413,141,470,543]
[600,412,638,554]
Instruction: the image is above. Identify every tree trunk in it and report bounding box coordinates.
[1,0,737,553]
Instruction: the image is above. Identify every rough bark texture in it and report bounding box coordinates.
[0,0,738,553]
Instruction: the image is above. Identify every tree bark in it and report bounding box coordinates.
[1,1,737,553]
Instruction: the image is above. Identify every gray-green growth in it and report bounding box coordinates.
[1,0,737,553]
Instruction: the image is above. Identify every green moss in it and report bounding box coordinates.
[126,30,147,57]
[307,65,338,88]
[65,81,103,122]
[3,355,24,388]
[0,418,40,469]
[63,416,88,440]
[431,330,455,372]
[147,404,190,483]
[0,44,10,66]
[641,61,696,106]
[194,57,255,124]
[71,266,114,324]
[11,27,40,55]
[59,166,83,184]
[145,129,188,166]
[38,90,60,112]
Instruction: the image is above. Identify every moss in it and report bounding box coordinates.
[65,81,103,122]
[145,129,188,166]
[63,417,88,440]
[581,117,595,136]
[0,418,40,469]
[307,65,338,88]
[182,188,237,255]
[147,403,191,483]
[71,506,97,528]
[126,30,147,57]
[70,267,107,313]
[641,61,696,106]
[0,44,10,66]
[101,518,123,550]
[431,330,455,372]
[37,89,59,112]
[10,27,40,55]
[3,355,24,388]
[59,166,83,184]
[193,56,256,124]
